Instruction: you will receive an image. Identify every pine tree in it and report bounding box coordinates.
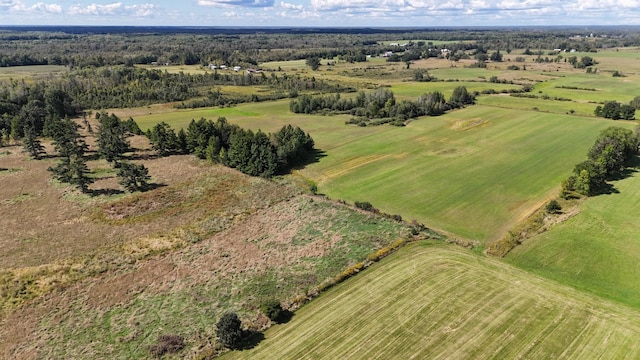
[116,161,151,192]
[47,118,94,193]
[22,124,45,159]
[148,122,178,156]
[96,113,130,163]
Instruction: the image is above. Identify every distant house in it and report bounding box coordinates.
[383,51,394,57]
[233,66,241,72]
[209,64,218,70]
[246,68,263,74]
[389,42,399,46]
[220,65,227,69]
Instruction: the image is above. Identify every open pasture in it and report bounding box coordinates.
[0,65,68,81]
[390,81,521,99]
[132,100,633,243]
[477,95,595,117]
[533,72,640,104]
[507,163,640,309]
[228,243,640,360]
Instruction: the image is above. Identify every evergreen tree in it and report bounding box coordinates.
[148,122,178,156]
[47,118,94,193]
[96,113,130,163]
[22,124,45,159]
[116,161,151,192]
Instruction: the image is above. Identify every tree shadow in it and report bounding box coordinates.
[591,182,620,196]
[88,188,125,196]
[238,331,265,350]
[126,153,162,161]
[311,149,327,164]
[273,309,294,324]
[87,183,165,196]
[142,183,167,191]
[287,149,327,173]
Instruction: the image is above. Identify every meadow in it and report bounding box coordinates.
[506,161,640,308]
[0,64,67,81]
[227,243,640,359]
[131,99,634,243]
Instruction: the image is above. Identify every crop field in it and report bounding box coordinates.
[0,65,68,81]
[506,162,640,308]
[228,243,640,359]
[131,98,635,244]
[389,81,522,99]
[476,95,596,116]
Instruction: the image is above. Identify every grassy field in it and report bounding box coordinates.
[227,242,640,359]
[506,161,640,308]
[130,100,634,243]
[0,65,68,81]
[0,133,424,358]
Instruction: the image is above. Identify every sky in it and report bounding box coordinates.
[1,0,640,27]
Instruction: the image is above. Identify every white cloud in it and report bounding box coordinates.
[278,1,303,10]
[0,0,61,13]
[68,2,157,17]
[198,0,274,7]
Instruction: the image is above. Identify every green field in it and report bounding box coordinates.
[132,100,634,243]
[227,243,640,359]
[390,81,522,99]
[0,65,68,81]
[507,164,640,308]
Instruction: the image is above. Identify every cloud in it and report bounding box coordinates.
[198,0,274,7]
[0,0,62,13]
[68,2,157,17]
[278,1,303,10]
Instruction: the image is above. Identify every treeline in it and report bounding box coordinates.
[0,66,348,128]
[290,87,475,126]
[3,28,640,69]
[146,117,315,178]
[561,126,640,197]
[594,101,636,120]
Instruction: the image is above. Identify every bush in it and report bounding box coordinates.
[354,201,377,212]
[216,312,243,349]
[261,300,285,323]
[545,199,562,214]
[148,334,185,358]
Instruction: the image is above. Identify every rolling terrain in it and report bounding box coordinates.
[228,243,640,359]
[2,33,640,359]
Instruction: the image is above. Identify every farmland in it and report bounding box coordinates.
[131,100,635,243]
[2,27,640,359]
[506,160,640,308]
[227,243,640,359]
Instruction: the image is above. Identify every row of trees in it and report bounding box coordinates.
[147,117,315,178]
[562,126,639,197]
[289,87,476,123]
[594,101,636,120]
[0,66,348,133]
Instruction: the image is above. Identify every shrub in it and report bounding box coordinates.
[148,334,185,358]
[354,201,377,212]
[216,312,243,349]
[545,199,562,214]
[261,300,285,323]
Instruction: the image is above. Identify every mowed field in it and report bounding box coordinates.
[132,100,635,243]
[507,161,640,308]
[0,65,68,81]
[227,243,640,360]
